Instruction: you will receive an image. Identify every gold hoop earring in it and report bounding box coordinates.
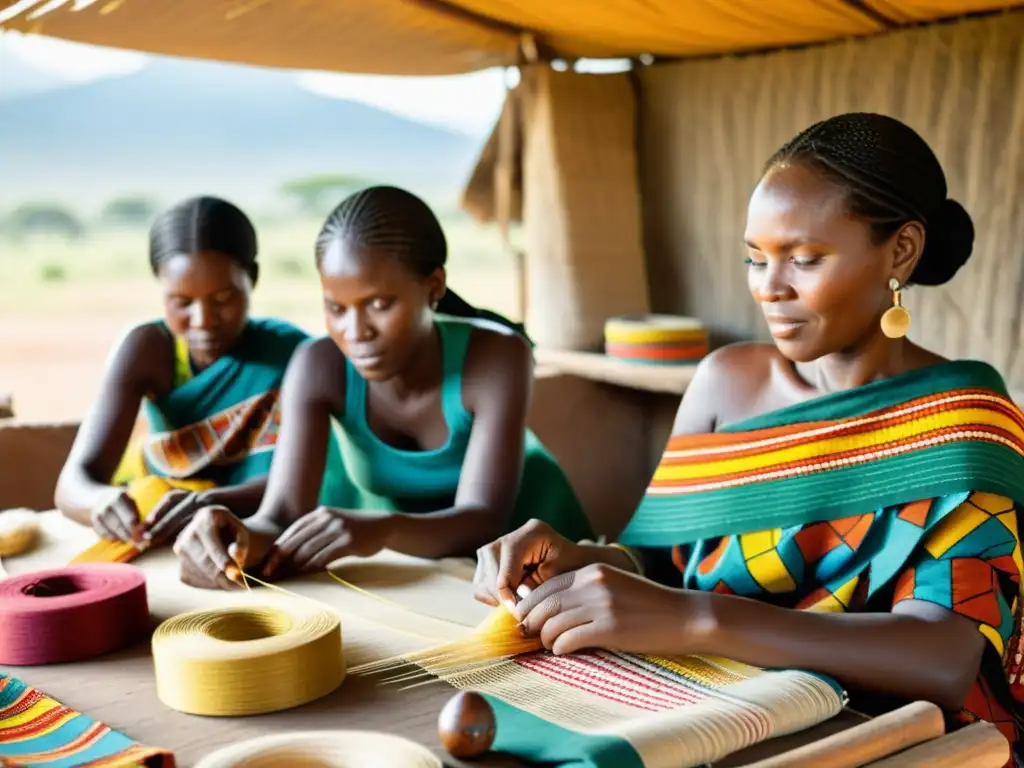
[880,278,911,339]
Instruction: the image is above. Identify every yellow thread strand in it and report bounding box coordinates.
[239,570,451,643]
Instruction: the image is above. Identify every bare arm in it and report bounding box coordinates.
[202,476,268,519]
[54,324,170,525]
[247,339,342,532]
[380,329,535,559]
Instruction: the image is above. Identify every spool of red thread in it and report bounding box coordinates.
[0,563,150,665]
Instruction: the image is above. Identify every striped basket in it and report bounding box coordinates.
[604,315,708,366]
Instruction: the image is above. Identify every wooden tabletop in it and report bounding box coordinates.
[2,512,868,767]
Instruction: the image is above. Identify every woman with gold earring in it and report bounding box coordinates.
[881,277,911,339]
[470,113,1024,768]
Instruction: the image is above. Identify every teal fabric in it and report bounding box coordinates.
[321,316,594,541]
[140,317,344,491]
[483,694,645,768]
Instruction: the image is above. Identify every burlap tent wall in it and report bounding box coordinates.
[637,11,1024,398]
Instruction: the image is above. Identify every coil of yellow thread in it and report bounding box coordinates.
[194,730,442,768]
[0,509,39,557]
[151,602,345,716]
[604,314,708,365]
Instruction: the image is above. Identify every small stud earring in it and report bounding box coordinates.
[880,277,911,339]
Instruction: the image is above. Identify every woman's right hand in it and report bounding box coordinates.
[472,519,597,609]
[172,507,279,590]
[90,488,143,543]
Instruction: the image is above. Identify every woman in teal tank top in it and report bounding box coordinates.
[173,186,593,589]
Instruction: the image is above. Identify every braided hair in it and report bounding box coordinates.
[315,185,528,339]
[149,196,259,284]
[766,113,974,286]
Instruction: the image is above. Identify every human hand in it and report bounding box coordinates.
[142,489,208,547]
[90,488,143,543]
[172,506,278,590]
[513,563,698,657]
[261,507,393,579]
[472,519,597,609]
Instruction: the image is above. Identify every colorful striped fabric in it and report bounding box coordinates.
[620,360,1024,547]
[0,675,174,767]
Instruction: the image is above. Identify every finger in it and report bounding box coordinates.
[301,533,355,573]
[144,490,188,527]
[538,607,594,651]
[496,535,538,609]
[111,495,142,541]
[194,509,240,573]
[100,507,134,542]
[270,518,325,562]
[551,622,599,656]
[474,590,500,607]
[515,570,578,624]
[472,546,500,606]
[145,492,197,545]
[198,552,242,591]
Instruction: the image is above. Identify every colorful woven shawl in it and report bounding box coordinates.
[448,360,1024,768]
[0,674,174,767]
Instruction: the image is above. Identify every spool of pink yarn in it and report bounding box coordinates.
[0,563,149,665]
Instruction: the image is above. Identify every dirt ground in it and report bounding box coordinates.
[0,264,515,423]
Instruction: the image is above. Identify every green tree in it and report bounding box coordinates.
[279,173,376,217]
[101,195,159,227]
[7,203,84,241]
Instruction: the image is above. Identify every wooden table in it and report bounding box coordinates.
[2,512,870,767]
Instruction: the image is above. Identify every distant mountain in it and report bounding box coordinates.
[0,55,484,213]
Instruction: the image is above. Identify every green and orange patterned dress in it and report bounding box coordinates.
[621,359,1024,764]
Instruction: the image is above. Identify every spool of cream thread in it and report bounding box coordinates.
[194,730,442,768]
[151,602,345,716]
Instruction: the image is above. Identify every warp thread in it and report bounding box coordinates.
[604,314,709,365]
[0,563,149,665]
[193,730,442,768]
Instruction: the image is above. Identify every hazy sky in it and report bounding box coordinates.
[0,29,511,135]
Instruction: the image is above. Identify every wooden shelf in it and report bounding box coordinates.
[534,348,695,395]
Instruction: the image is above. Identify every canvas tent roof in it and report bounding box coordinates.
[1,0,1021,76]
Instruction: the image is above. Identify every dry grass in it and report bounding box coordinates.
[0,216,518,422]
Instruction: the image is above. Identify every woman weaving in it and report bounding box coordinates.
[474,114,1024,759]
[173,185,593,590]
[55,196,317,549]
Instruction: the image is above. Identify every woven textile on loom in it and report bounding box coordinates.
[426,649,845,767]
[0,675,174,767]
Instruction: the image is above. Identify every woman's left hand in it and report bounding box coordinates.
[513,563,704,657]
[261,506,393,578]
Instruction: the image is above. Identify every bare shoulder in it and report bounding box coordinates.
[462,325,533,407]
[285,336,347,406]
[106,321,174,394]
[673,342,779,434]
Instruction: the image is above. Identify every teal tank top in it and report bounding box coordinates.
[323,316,595,541]
[333,317,476,504]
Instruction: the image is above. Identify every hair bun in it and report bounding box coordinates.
[910,198,975,286]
